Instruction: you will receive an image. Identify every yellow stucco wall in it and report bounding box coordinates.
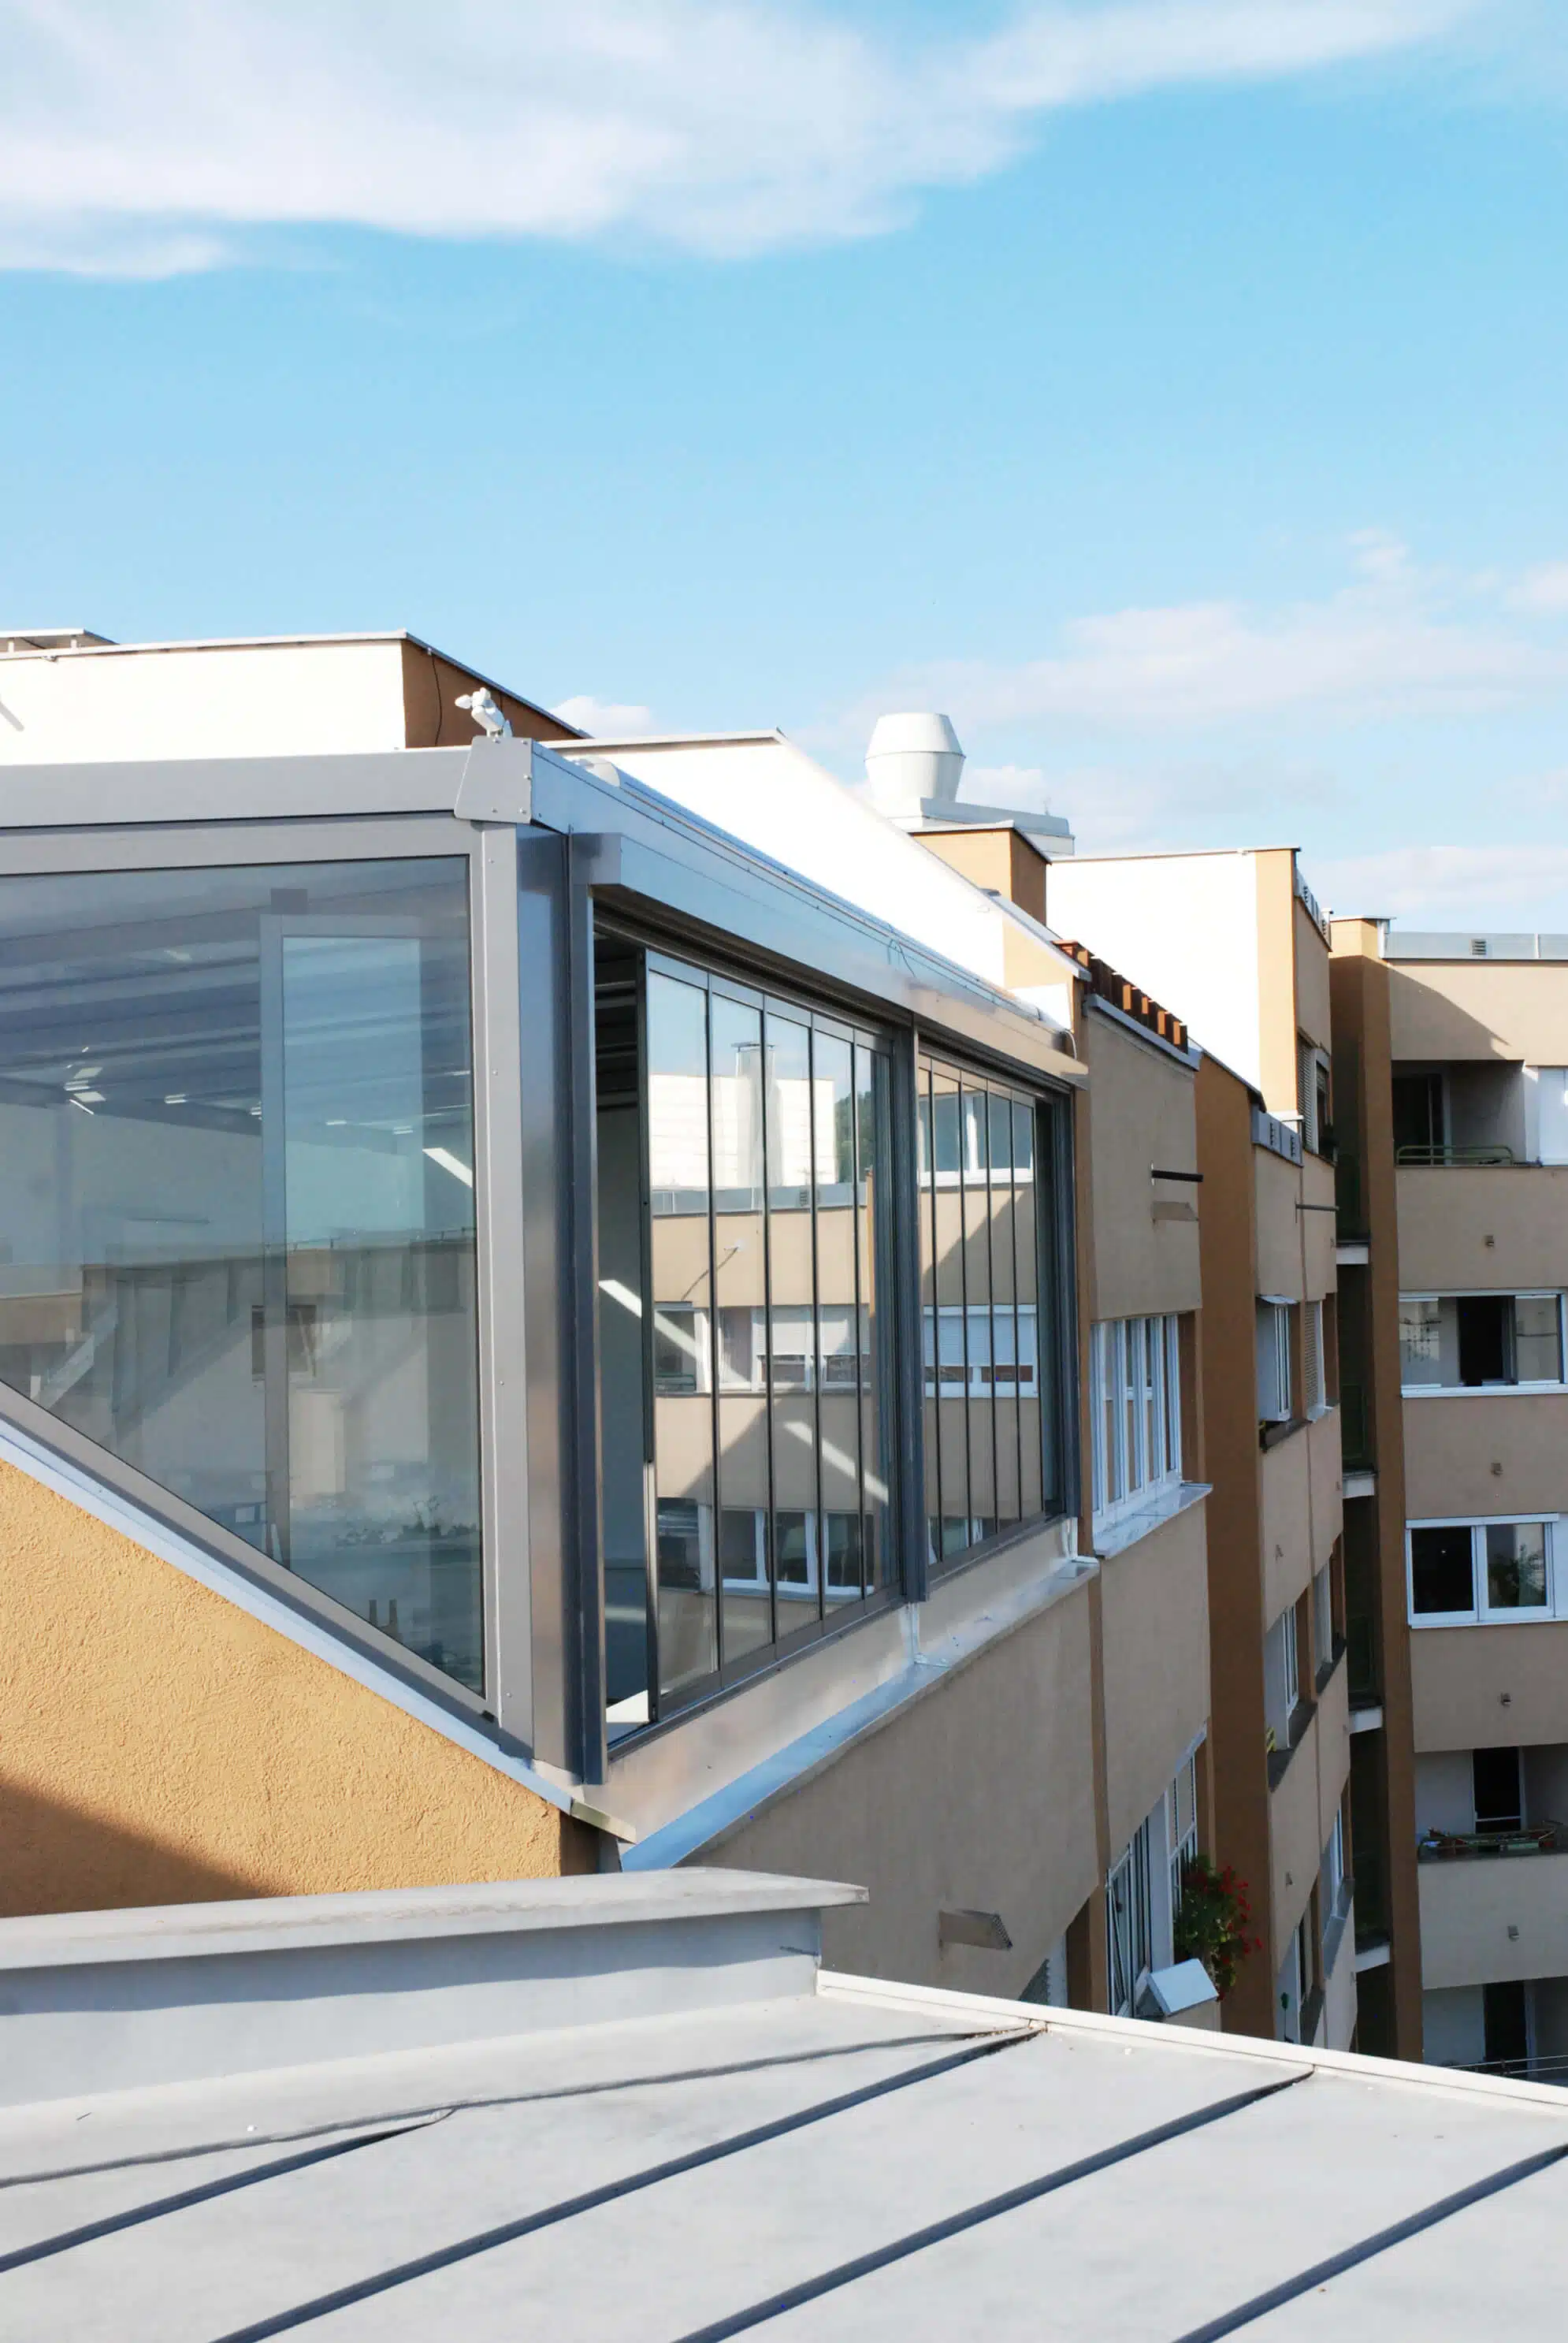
[0,1460,585,1917]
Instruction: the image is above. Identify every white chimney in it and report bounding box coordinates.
[864,712,965,820]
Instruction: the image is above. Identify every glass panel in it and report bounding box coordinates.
[0,857,484,1690]
[594,933,650,1729]
[1410,1524,1476,1616]
[1165,1318,1183,1478]
[988,1091,1021,1527]
[918,1066,940,1562]
[1013,1098,1043,1517]
[930,1067,969,1553]
[1514,1297,1562,1385]
[712,993,771,1664]
[960,1081,996,1538]
[1484,1522,1548,1612]
[766,1014,820,1630]
[647,971,716,1698]
[1143,1316,1162,1482]
[1399,1296,1444,1386]
[856,1044,897,1593]
[815,1031,860,1605]
[1124,1317,1143,1494]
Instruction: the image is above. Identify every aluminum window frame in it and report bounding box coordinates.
[0,811,526,1742]
[916,1042,1076,1582]
[1398,1289,1568,1397]
[1406,1514,1561,1627]
[594,922,909,1741]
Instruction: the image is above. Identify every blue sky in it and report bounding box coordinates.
[4,2,1568,924]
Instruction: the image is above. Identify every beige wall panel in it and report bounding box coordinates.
[1323,1913,1358,2051]
[652,1218,712,1300]
[1388,960,1568,1066]
[1306,1408,1343,1572]
[1300,1155,1337,1300]
[1419,1849,1568,1989]
[1411,1620,1568,1750]
[705,1580,1099,1997]
[1099,1500,1210,1855]
[1293,901,1332,1054]
[1261,1432,1313,1625]
[1255,1151,1305,1303]
[1317,1658,1351,1851]
[1269,1709,1321,1964]
[1403,1392,1568,1519]
[0,1461,581,1920]
[1395,1166,1568,1293]
[1255,851,1302,1116]
[1084,1014,1201,1324]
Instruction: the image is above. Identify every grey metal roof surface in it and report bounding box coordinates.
[2,1980,1565,2341]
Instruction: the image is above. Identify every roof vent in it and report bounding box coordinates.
[864,712,965,820]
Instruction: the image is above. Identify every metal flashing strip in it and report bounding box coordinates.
[1168,2142,1568,2343]
[620,1543,1094,1869]
[0,1412,581,1824]
[201,2030,1035,2343]
[671,2072,1309,2343]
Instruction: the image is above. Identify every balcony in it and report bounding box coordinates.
[1395,1143,1516,1168]
[1419,1835,1568,1989]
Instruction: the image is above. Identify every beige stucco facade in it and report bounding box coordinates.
[1412,1620,1568,1751]
[708,1572,1099,1998]
[1396,1165,1568,1292]
[1098,1497,1209,1858]
[1388,957,1568,1065]
[1419,1850,1568,1991]
[0,1460,586,1918]
[1079,1008,1201,1325]
[1403,1393,1568,1520]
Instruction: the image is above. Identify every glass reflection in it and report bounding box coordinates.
[0,858,484,1688]
[766,1014,819,1630]
[712,992,771,1664]
[646,971,717,1700]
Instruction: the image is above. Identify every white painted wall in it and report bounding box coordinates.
[1046,853,1263,1092]
[601,738,1027,1004]
[0,641,411,763]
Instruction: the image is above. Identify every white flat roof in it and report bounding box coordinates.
[0,1873,1562,2338]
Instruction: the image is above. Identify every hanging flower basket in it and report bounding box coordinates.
[1172,1855,1263,1999]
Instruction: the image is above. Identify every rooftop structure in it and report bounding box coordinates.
[0,1869,1563,2339]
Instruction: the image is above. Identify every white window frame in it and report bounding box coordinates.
[1312,1560,1334,1677]
[1300,1043,1332,1156]
[923,1303,1039,1402]
[1090,1315,1182,1536]
[1406,1516,1561,1627]
[1398,1290,1568,1397]
[1257,1298,1293,1425]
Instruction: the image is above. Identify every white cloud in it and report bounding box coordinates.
[1312,842,1568,927]
[855,541,1568,735]
[553,694,656,735]
[0,0,1481,274]
[1511,562,1568,612]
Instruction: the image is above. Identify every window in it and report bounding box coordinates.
[1089,1315,1182,1532]
[1313,1560,1334,1678]
[598,937,900,1731]
[0,857,484,1690]
[918,1054,1062,1571]
[1299,1043,1333,1156]
[1168,1750,1199,1917]
[1302,1300,1326,1418]
[1106,1817,1154,2019]
[1407,1520,1555,1624]
[1322,1808,1346,1911]
[1392,1069,1445,1161]
[1399,1292,1566,1391]
[1265,1602,1300,1751]
[1473,1746,1523,1833]
[1257,1300,1293,1424]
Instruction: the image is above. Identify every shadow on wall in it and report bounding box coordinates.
[0,1773,269,1920]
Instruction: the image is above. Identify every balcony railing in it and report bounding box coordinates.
[1395,1142,1517,1168]
[1418,1822,1562,1861]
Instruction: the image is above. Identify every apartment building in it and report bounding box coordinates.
[0,635,1151,2012]
[1335,921,1568,2080]
[908,808,1213,2021]
[1042,851,1354,2051]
